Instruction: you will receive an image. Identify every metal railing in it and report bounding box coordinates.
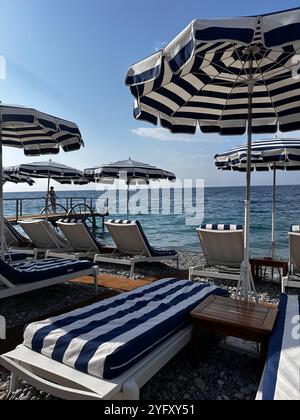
[4,196,95,220]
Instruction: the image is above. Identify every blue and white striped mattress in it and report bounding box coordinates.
[257,294,300,400]
[24,278,226,379]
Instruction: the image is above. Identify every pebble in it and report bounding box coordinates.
[0,251,287,400]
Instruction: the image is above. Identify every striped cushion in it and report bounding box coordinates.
[200,224,243,231]
[290,225,300,233]
[0,258,93,285]
[23,278,227,379]
[107,219,177,257]
[259,294,300,400]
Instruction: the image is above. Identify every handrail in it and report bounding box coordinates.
[3,196,95,220]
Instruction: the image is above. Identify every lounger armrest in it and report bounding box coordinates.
[45,251,76,260]
[0,355,102,400]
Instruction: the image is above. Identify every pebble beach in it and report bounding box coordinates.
[0,250,287,401]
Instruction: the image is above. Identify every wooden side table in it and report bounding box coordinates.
[250,257,288,282]
[190,295,278,372]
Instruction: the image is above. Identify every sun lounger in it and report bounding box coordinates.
[94,220,179,277]
[0,279,226,399]
[55,219,113,258]
[256,294,300,400]
[0,257,98,299]
[189,224,244,282]
[282,226,300,292]
[3,219,37,258]
[18,219,72,252]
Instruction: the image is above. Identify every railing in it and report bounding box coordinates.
[4,196,95,220]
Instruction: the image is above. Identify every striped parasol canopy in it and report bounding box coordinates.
[215,137,300,171]
[126,7,300,301]
[6,161,88,214]
[0,104,84,154]
[84,158,176,183]
[2,172,35,186]
[215,137,300,259]
[0,105,84,256]
[6,161,85,181]
[126,8,300,135]
[84,158,176,214]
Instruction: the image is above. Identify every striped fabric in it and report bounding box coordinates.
[84,158,176,183]
[215,138,300,171]
[23,278,227,379]
[0,105,84,155]
[290,225,300,232]
[0,258,93,285]
[126,8,300,135]
[5,161,84,184]
[2,171,35,186]
[200,224,243,231]
[259,294,300,400]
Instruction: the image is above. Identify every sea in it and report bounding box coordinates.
[4,185,299,259]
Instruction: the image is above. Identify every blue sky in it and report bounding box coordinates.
[1,0,300,192]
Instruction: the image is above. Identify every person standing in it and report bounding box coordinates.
[49,186,57,213]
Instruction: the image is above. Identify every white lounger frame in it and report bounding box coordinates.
[95,222,179,277]
[18,220,72,252]
[189,228,244,282]
[0,265,98,299]
[0,326,191,400]
[282,232,300,292]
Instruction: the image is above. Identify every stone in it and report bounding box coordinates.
[194,378,206,390]
[234,392,245,400]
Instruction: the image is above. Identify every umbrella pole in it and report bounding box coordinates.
[271,165,276,259]
[45,169,50,221]
[236,49,258,301]
[127,182,129,217]
[0,120,4,260]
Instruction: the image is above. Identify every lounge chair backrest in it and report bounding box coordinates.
[105,220,151,257]
[289,227,300,272]
[18,220,70,250]
[197,224,244,268]
[56,219,100,252]
[3,219,30,246]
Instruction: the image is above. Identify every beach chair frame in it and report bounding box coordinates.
[282,231,300,292]
[0,325,191,400]
[189,225,244,282]
[94,221,179,277]
[0,260,98,299]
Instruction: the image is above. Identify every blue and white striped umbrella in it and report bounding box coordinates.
[6,161,85,181]
[215,137,300,171]
[126,7,300,301]
[2,172,35,186]
[215,137,300,259]
[6,161,88,213]
[84,158,176,182]
[0,104,84,257]
[85,158,176,214]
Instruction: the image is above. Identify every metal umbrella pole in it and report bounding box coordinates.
[0,116,4,260]
[45,168,51,221]
[236,48,258,301]
[271,164,277,259]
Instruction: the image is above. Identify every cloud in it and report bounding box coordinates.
[131,127,202,143]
